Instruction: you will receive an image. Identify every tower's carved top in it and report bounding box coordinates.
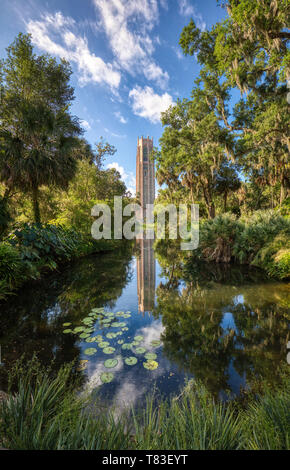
[137,136,153,145]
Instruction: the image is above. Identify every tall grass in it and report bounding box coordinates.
[0,359,130,450]
[242,377,290,450]
[133,382,243,450]
[0,360,289,450]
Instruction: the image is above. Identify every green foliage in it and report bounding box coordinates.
[133,382,243,450]
[49,159,127,234]
[0,242,24,286]
[0,33,82,223]
[190,210,290,276]
[252,232,290,280]
[234,211,290,264]
[279,197,290,218]
[199,214,243,262]
[7,224,84,265]
[157,96,237,218]
[0,223,122,300]
[0,195,11,237]
[242,377,290,450]
[175,0,290,213]
[1,360,289,450]
[0,358,130,450]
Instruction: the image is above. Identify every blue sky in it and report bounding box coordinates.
[0,0,226,194]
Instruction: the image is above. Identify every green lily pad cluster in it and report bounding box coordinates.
[63,308,162,385]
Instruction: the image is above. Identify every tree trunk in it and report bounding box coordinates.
[224,191,228,212]
[202,186,215,219]
[208,204,215,219]
[190,185,194,204]
[32,185,41,223]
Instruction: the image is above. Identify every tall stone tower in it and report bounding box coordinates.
[136,136,155,208]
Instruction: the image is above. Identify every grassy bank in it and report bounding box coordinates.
[0,359,289,450]
[0,223,127,301]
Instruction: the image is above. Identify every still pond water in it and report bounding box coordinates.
[0,240,289,407]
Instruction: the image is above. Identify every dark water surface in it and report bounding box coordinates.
[0,241,289,407]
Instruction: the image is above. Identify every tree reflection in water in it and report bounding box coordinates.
[153,240,290,397]
[0,245,133,381]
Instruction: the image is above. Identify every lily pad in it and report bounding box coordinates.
[145,352,157,360]
[82,319,94,325]
[100,372,114,383]
[134,335,144,342]
[143,360,158,370]
[135,347,146,354]
[63,329,72,334]
[104,358,118,368]
[150,340,162,348]
[103,347,115,354]
[121,343,132,350]
[117,339,124,345]
[84,348,97,356]
[111,322,126,328]
[85,337,96,343]
[125,357,138,366]
[99,341,110,348]
[80,333,90,339]
[62,322,71,327]
[122,327,129,331]
[74,326,85,333]
[106,332,117,339]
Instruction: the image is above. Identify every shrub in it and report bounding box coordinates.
[198,214,243,263]
[0,242,24,287]
[0,279,11,301]
[189,211,290,277]
[252,232,290,279]
[234,210,290,264]
[7,224,87,268]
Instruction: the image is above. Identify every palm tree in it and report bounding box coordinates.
[0,34,82,223]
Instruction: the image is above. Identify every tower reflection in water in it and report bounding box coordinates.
[136,238,156,315]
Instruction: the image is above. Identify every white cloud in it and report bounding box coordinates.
[129,86,174,123]
[93,0,169,89]
[173,46,184,60]
[106,162,136,196]
[27,12,121,90]
[80,119,91,131]
[114,111,128,124]
[104,128,127,139]
[178,0,206,31]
